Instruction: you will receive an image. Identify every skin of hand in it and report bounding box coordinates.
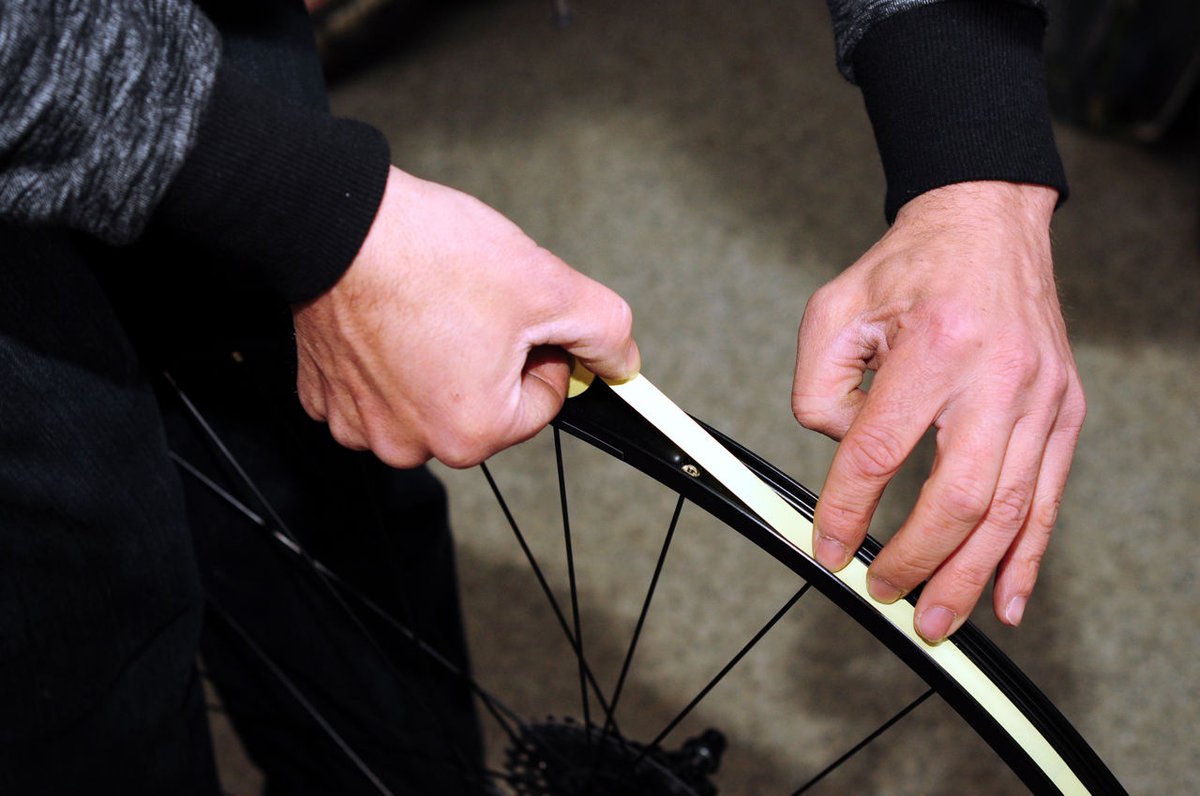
[791,181,1085,643]
[293,166,640,469]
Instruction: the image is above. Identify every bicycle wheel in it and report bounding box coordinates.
[173,370,1126,795]
[545,373,1126,795]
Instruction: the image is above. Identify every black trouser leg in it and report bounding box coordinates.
[0,225,218,795]
[158,338,485,795]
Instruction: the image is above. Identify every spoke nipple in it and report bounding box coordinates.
[682,463,701,477]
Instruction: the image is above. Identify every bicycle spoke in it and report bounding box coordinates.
[554,427,593,738]
[208,595,517,795]
[644,582,812,754]
[299,540,529,750]
[169,377,601,784]
[175,449,528,752]
[585,493,686,790]
[608,493,685,722]
[166,376,515,779]
[791,688,935,795]
[479,461,618,727]
[169,451,265,527]
[165,373,292,540]
[170,378,435,690]
[206,599,396,796]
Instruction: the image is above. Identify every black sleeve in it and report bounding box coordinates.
[851,1,1068,222]
[152,60,391,305]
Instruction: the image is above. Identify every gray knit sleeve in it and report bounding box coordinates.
[824,0,1046,81]
[0,0,221,244]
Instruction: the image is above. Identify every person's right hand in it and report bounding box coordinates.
[293,166,640,468]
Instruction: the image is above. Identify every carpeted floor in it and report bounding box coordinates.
[214,1,1198,792]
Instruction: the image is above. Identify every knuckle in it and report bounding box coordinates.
[875,542,940,588]
[987,484,1030,529]
[294,377,326,422]
[374,444,428,469]
[1061,385,1087,430]
[297,391,324,422]
[1043,363,1071,400]
[584,288,634,342]
[1020,548,1046,575]
[921,310,984,357]
[841,424,908,480]
[1000,547,1045,593]
[433,423,495,469]
[934,479,993,527]
[986,344,1043,398]
[791,395,833,433]
[802,282,838,318]
[799,282,851,336]
[364,428,427,469]
[1029,360,1076,415]
[1029,495,1062,532]
[327,416,366,451]
[575,291,637,370]
[878,557,927,591]
[601,297,637,355]
[813,494,867,539]
[952,555,999,593]
[436,450,479,470]
[610,294,635,335]
[436,439,490,469]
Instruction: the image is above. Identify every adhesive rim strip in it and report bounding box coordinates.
[581,371,1085,795]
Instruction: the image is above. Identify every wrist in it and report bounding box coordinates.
[897,181,1058,231]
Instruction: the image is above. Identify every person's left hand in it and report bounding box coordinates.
[791,181,1085,643]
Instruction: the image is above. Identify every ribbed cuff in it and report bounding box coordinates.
[853,1,1068,223]
[153,61,390,304]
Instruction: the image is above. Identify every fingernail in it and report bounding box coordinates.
[917,605,956,644]
[813,532,850,571]
[1005,595,1027,626]
[867,574,905,604]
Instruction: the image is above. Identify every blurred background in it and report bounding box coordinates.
[214,0,1197,792]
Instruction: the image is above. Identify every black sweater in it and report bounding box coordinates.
[0,0,1065,305]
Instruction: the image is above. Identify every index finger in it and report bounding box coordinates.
[812,352,945,571]
[539,268,641,382]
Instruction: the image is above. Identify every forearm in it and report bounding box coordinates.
[823,0,1046,81]
[151,60,391,304]
[823,0,1066,221]
[0,0,390,304]
[0,0,220,243]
